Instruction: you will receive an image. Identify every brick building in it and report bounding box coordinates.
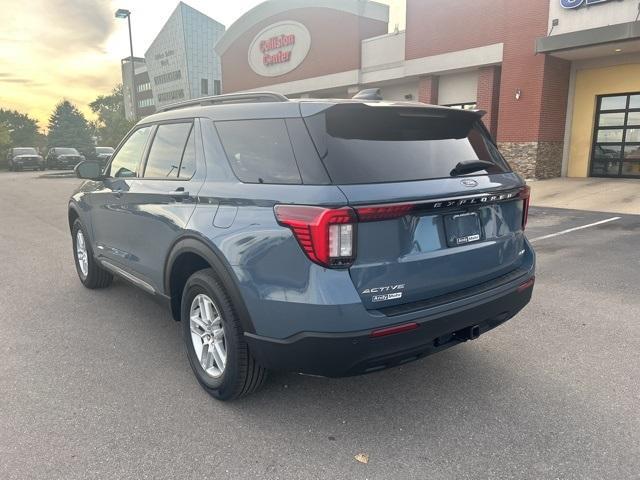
[215,0,640,179]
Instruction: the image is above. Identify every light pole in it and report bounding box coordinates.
[115,8,137,120]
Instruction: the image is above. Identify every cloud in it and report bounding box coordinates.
[40,0,115,53]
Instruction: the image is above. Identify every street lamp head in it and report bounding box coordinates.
[115,8,130,19]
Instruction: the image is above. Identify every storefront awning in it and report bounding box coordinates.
[536,21,640,60]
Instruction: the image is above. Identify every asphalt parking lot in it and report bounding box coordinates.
[1,171,638,479]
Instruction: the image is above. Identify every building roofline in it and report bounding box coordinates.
[215,0,389,55]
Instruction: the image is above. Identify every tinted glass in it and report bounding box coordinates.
[178,128,196,178]
[57,148,79,155]
[600,96,627,110]
[216,119,301,184]
[144,123,192,178]
[621,161,640,176]
[95,147,114,154]
[13,148,37,155]
[303,105,509,184]
[623,145,640,160]
[109,126,151,178]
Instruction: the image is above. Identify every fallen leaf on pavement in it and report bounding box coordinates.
[354,453,369,464]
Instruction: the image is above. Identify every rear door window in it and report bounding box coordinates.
[215,119,301,184]
[143,122,194,179]
[303,105,510,184]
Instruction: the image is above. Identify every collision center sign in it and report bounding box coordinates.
[560,0,613,9]
[248,21,311,77]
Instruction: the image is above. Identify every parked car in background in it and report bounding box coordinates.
[46,147,85,169]
[6,147,45,171]
[68,92,535,401]
[92,147,115,168]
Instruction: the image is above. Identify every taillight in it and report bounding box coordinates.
[355,203,414,222]
[274,205,356,268]
[519,185,531,230]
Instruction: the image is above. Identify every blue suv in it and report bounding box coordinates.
[69,91,535,400]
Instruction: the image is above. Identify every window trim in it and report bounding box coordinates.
[138,119,197,181]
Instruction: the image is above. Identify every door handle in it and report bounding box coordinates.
[169,188,190,199]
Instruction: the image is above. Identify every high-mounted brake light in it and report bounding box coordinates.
[519,186,531,230]
[274,205,356,268]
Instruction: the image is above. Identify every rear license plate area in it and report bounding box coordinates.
[444,212,482,247]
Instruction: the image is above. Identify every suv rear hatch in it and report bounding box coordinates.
[301,102,530,310]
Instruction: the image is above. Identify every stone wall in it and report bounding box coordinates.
[498,141,563,180]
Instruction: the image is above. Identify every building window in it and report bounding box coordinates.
[154,70,182,85]
[214,80,221,96]
[591,93,640,178]
[157,89,185,103]
[138,98,154,108]
[201,79,208,96]
[137,82,152,92]
[444,102,478,110]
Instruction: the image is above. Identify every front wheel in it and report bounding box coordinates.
[182,269,267,400]
[71,219,113,289]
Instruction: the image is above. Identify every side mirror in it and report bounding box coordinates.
[75,161,103,180]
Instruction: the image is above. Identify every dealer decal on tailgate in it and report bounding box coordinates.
[362,284,405,303]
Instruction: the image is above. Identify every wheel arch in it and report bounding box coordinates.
[68,204,81,232]
[164,235,255,334]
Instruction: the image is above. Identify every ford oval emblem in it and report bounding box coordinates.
[461,179,478,188]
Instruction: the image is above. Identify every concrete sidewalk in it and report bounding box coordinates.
[529,177,640,215]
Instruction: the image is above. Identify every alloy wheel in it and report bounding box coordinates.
[76,230,89,278]
[189,294,227,378]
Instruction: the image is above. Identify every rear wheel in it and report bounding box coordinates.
[72,219,113,289]
[181,268,267,400]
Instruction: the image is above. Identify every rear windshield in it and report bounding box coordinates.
[13,148,37,155]
[303,105,510,184]
[56,148,79,155]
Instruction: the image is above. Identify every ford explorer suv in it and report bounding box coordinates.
[7,147,44,171]
[47,147,85,169]
[68,91,535,400]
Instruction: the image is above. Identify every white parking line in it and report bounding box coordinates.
[529,217,621,243]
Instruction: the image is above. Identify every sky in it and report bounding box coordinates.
[0,0,406,130]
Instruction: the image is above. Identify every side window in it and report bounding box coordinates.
[179,128,197,178]
[109,126,152,178]
[143,122,193,179]
[215,119,301,184]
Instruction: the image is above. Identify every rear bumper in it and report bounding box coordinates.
[245,275,534,377]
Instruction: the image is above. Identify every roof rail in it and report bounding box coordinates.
[158,92,289,112]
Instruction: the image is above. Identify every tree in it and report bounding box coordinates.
[47,100,94,155]
[89,84,135,148]
[0,109,39,148]
[0,122,11,152]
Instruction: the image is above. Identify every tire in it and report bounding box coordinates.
[71,219,113,289]
[182,268,267,400]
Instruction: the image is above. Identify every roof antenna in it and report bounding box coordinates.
[352,88,383,101]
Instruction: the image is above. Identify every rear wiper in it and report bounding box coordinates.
[450,160,494,177]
